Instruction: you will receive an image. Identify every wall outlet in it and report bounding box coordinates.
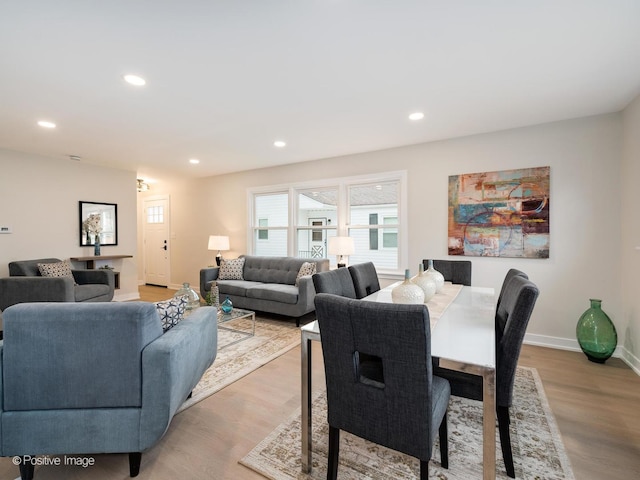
[0,226,12,234]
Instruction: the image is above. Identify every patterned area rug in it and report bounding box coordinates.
[178,315,301,412]
[240,367,575,479]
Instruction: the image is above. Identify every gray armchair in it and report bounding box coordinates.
[315,294,450,479]
[0,302,218,479]
[0,258,114,311]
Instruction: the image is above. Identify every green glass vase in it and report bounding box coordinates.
[576,299,617,363]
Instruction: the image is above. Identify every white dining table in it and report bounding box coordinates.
[301,283,497,479]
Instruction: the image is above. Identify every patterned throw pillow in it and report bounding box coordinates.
[155,295,188,333]
[295,262,317,286]
[218,257,245,280]
[38,260,75,283]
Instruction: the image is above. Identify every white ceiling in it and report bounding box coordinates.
[1,1,639,180]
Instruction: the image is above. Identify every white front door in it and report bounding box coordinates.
[143,196,170,286]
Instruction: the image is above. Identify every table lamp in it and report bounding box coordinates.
[208,235,230,266]
[328,236,355,268]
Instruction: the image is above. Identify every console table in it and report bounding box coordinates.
[70,255,133,289]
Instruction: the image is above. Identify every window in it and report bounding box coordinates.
[258,218,268,240]
[348,182,399,270]
[382,216,398,248]
[252,193,288,256]
[249,172,405,272]
[147,205,164,224]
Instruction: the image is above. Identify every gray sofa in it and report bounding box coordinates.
[0,301,217,479]
[0,258,114,312]
[200,255,329,325]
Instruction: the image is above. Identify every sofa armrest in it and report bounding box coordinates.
[72,269,115,289]
[199,267,220,296]
[297,276,317,310]
[0,277,75,311]
[139,307,218,450]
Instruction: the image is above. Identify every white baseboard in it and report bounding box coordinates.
[113,292,140,302]
[524,333,640,376]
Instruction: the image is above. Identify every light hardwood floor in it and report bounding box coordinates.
[1,285,639,479]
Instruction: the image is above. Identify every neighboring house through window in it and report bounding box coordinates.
[248,171,406,273]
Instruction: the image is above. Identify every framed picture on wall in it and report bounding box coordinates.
[79,201,118,246]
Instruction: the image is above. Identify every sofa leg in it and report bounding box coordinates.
[129,452,142,477]
[19,458,34,480]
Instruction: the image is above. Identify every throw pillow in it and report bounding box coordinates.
[296,261,317,286]
[38,260,76,283]
[218,257,245,280]
[156,295,188,333]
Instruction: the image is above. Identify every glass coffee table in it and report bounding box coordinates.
[217,308,256,349]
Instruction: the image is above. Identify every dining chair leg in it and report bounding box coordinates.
[497,405,515,478]
[438,411,449,469]
[327,425,340,480]
[419,460,429,480]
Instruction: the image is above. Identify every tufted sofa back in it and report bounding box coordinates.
[241,255,329,285]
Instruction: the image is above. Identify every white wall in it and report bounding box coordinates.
[0,149,139,301]
[140,113,632,365]
[621,93,640,371]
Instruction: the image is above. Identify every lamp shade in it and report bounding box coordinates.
[208,235,230,251]
[328,236,355,256]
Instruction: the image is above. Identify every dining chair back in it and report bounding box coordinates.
[422,259,472,286]
[497,268,528,308]
[311,268,357,298]
[314,293,451,479]
[348,262,381,299]
[433,275,538,478]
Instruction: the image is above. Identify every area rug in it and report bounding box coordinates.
[240,367,575,479]
[178,316,301,412]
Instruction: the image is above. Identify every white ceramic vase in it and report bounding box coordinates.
[391,269,425,304]
[412,264,437,302]
[424,259,445,293]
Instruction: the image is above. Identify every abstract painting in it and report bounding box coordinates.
[448,166,550,258]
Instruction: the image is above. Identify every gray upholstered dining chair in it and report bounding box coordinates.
[422,259,472,286]
[311,268,357,298]
[347,262,381,299]
[314,293,451,479]
[433,275,538,478]
[497,268,528,307]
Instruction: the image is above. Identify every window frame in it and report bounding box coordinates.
[247,171,407,274]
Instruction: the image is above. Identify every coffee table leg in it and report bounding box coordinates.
[301,333,312,473]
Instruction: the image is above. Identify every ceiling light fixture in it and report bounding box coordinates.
[137,179,150,192]
[408,112,424,121]
[274,140,286,148]
[189,158,200,165]
[123,74,146,86]
[37,120,56,129]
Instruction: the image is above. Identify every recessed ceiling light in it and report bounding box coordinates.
[408,112,424,121]
[274,140,286,148]
[37,120,56,129]
[189,158,200,165]
[123,74,146,86]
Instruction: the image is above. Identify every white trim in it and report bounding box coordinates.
[113,292,140,302]
[524,333,640,376]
